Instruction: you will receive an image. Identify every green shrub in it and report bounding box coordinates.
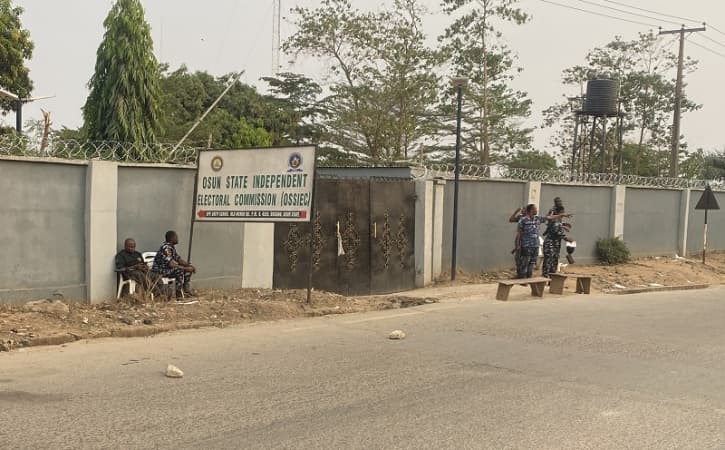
[596,237,631,265]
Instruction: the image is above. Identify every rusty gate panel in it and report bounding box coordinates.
[274,178,415,296]
[334,180,371,296]
[273,179,338,292]
[273,179,370,295]
[370,180,416,294]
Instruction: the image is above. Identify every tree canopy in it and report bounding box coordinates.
[0,0,34,113]
[285,0,440,163]
[82,0,160,154]
[543,31,700,176]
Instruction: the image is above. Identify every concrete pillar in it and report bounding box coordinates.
[678,189,691,256]
[415,180,434,287]
[241,223,274,288]
[85,160,118,304]
[431,179,446,280]
[610,185,626,239]
[525,181,541,208]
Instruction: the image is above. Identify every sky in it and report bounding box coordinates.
[8,0,725,155]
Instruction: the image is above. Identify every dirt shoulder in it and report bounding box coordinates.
[435,252,725,294]
[2,253,724,352]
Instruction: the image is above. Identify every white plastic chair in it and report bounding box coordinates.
[116,270,137,298]
[143,251,182,299]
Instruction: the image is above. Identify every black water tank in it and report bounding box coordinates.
[583,79,618,116]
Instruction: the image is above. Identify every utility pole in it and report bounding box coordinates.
[659,25,706,178]
[450,77,467,281]
[272,0,282,74]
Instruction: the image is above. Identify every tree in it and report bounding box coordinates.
[285,0,439,163]
[158,65,289,149]
[231,118,273,148]
[506,150,557,170]
[438,0,533,166]
[681,148,725,180]
[82,0,160,155]
[0,0,34,114]
[543,32,700,175]
[261,72,324,145]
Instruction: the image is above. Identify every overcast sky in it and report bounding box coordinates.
[9,0,725,155]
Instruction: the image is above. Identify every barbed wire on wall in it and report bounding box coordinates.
[0,135,199,165]
[3,136,724,191]
[413,163,725,191]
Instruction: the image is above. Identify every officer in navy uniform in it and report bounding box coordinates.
[151,230,196,299]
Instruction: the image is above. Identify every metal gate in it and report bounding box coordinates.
[273,178,416,296]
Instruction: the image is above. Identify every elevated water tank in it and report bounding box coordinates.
[583,79,618,116]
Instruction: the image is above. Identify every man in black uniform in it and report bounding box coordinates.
[115,238,149,294]
[151,230,196,299]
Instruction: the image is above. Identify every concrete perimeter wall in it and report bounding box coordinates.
[3,155,725,302]
[117,166,246,290]
[0,157,272,304]
[441,179,725,275]
[687,189,725,257]
[442,180,527,272]
[0,159,87,302]
[541,184,614,264]
[624,188,682,256]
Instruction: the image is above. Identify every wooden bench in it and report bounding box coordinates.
[548,273,592,295]
[496,277,549,301]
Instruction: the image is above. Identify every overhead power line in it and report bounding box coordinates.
[539,0,659,28]
[706,24,725,38]
[688,38,725,59]
[601,0,701,25]
[575,0,682,27]
[700,33,725,50]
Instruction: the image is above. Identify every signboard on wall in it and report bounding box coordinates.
[194,146,315,222]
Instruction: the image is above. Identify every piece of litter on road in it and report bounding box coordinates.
[165,364,184,378]
[613,284,627,289]
[388,330,406,340]
[648,283,664,287]
[176,300,199,305]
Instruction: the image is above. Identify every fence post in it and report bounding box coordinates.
[241,223,274,289]
[415,179,433,287]
[431,178,446,280]
[610,185,626,239]
[678,188,691,257]
[525,181,541,208]
[85,160,118,303]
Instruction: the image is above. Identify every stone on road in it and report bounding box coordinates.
[388,329,406,340]
[165,364,184,378]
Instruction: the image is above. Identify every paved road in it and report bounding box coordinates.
[3,286,725,449]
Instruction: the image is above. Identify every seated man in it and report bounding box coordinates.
[115,238,149,294]
[151,230,196,299]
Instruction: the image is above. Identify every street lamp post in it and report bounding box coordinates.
[0,87,54,134]
[450,77,467,281]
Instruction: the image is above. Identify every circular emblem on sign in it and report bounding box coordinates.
[288,152,303,172]
[211,156,224,172]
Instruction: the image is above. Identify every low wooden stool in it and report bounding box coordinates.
[496,277,549,301]
[549,273,592,295]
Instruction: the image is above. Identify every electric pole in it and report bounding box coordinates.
[272,0,282,74]
[659,25,705,178]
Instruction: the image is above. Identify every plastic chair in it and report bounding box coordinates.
[142,251,182,299]
[116,270,137,298]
